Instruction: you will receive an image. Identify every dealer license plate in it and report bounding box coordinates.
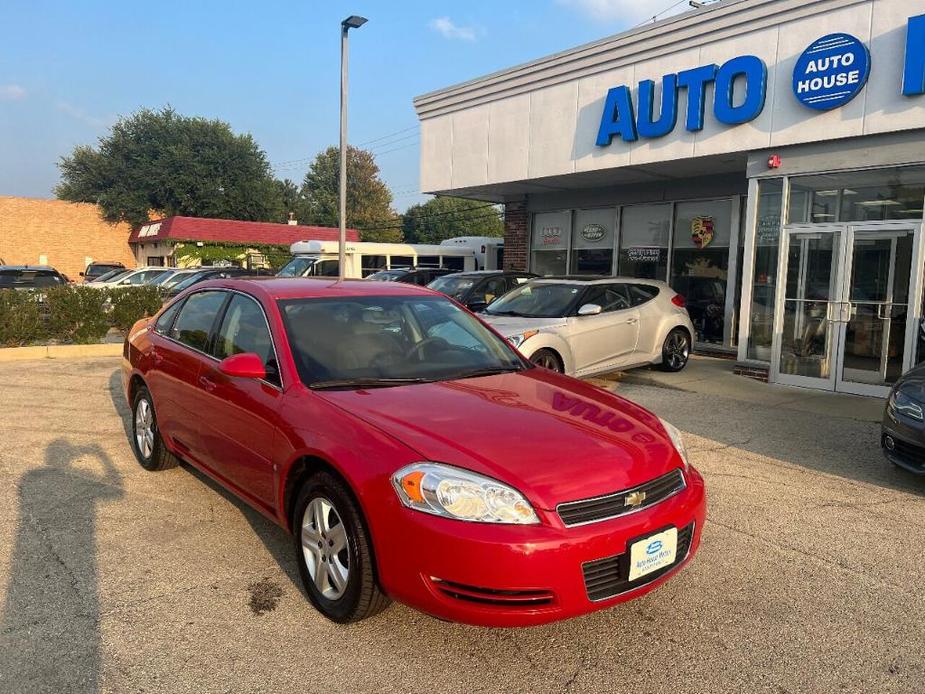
[627,527,678,582]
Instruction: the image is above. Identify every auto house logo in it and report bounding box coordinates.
[581,223,607,242]
[792,33,871,110]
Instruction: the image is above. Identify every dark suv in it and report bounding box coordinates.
[82,262,126,282]
[366,267,455,286]
[428,270,537,312]
[0,266,69,290]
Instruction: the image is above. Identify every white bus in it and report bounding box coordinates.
[278,237,503,279]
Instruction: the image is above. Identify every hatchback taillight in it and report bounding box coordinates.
[671,294,686,308]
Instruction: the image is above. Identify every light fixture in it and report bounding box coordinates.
[857,200,902,207]
[342,15,367,29]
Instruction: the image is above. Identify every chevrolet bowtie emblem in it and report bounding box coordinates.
[625,491,647,507]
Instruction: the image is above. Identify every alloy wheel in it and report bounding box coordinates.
[134,398,155,459]
[301,497,350,600]
[665,332,690,370]
[531,351,561,372]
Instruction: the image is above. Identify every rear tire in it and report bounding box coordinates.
[131,386,177,471]
[292,472,390,623]
[658,328,691,372]
[530,349,563,373]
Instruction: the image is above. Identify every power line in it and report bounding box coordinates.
[357,124,419,147]
[631,0,688,29]
[373,141,421,157]
[359,204,503,232]
[368,132,420,153]
[362,211,506,233]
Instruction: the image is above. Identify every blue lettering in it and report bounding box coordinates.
[903,14,925,96]
[677,64,718,131]
[714,55,767,125]
[636,75,678,138]
[596,85,638,145]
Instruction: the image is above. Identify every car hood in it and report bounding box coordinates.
[479,314,567,336]
[315,369,681,510]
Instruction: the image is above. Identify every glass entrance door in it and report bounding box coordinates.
[772,223,922,395]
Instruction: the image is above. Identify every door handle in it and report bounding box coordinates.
[198,375,216,392]
[625,317,638,324]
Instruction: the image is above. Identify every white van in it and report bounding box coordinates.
[278,238,502,279]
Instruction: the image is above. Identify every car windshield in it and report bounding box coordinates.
[99,269,132,283]
[169,271,210,293]
[92,269,124,282]
[367,270,407,282]
[428,275,476,300]
[277,257,317,277]
[483,282,583,318]
[280,295,526,389]
[150,270,178,286]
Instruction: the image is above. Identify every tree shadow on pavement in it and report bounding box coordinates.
[0,438,123,694]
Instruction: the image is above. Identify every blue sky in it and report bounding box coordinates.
[0,0,686,212]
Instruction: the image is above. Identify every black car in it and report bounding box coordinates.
[427,270,537,312]
[366,267,455,286]
[0,265,69,290]
[882,364,925,474]
[82,261,126,282]
[165,267,257,298]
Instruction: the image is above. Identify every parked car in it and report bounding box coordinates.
[156,269,200,291]
[89,266,172,289]
[122,277,705,626]
[81,261,126,282]
[428,270,537,312]
[366,267,455,286]
[480,276,694,377]
[882,364,925,474]
[164,267,255,297]
[0,265,68,290]
[90,268,132,284]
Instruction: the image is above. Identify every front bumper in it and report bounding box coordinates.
[375,466,707,627]
[881,414,925,475]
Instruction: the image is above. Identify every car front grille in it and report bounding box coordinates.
[885,436,925,472]
[582,522,695,602]
[557,468,686,527]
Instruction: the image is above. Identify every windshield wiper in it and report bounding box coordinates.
[451,365,524,380]
[485,310,522,317]
[310,377,436,390]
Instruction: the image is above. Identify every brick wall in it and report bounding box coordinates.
[0,197,137,280]
[503,199,528,271]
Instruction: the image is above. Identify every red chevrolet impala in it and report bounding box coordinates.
[122,278,706,627]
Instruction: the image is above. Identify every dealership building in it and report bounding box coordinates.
[414,0,925,397]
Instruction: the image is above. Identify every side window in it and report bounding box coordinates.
[581,284,631,313]
[170,291,227,353]
[628,284,660,306]
[212,294,280,385]
[316,260,339,277]
[154,299,185,334]
[472,277,508,305]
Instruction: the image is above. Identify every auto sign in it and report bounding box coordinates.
[581,223,607,242]
[691,216,715,249]
[793,33,870,111]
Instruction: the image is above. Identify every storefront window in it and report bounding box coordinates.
[531,211,570,276]
[788,166,925,224]
[747,179,783,361]
[571,208,615,275]
[671,200,732,344]
[618,204,670,280]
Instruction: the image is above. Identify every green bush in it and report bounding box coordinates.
[0,290,46,347]
[0,285,166,348]
[44,286,112,344]
[107,285,164,333]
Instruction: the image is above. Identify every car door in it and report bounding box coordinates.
[195,292,283,508]
[154,290,229,460]
[567,284,640,374]
[627,283,664,359]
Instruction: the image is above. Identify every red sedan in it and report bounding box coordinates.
[122,278,706,627]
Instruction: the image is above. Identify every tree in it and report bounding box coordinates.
[274,178,310,223]
[401,196,503,244]
[301,145,401,242]
[56,107,283,226]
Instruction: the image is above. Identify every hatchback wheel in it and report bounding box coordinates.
[530,349,563,373]
[293,472,390,623]
[658,328,691,372]
[131,386,177,471]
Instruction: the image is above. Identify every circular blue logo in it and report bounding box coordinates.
[792,33,870,111]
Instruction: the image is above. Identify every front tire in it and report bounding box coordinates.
[131,386,177,471]
[530,348,563,373]
[292,472,390,623]
[658,328,691,372]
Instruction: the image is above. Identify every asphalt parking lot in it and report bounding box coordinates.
[0,357,923,694]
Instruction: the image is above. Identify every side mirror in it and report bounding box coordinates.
[218,352,266,380]
[79,272,85,277]
[577,303,603,316]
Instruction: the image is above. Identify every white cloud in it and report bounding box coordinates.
[0,84,27,101]
[429,17,479,42]
[556,0,688,25]
[55,100,111,129]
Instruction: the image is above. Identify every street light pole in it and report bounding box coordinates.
[339,15,367,281]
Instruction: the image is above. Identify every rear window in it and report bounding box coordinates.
[0,270,64,288]
[628,284,659,306]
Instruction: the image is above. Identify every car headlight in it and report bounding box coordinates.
[392,462,539,524]
[507,330,538,349]
[658,417,689,469]
[888,389,924,421]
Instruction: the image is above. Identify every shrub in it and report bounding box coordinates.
[107,285,164,333]
[43,286,112,344]
[0,290,46,347]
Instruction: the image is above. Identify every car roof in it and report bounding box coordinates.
[533,276,668,288]
[0,265,59,271]
[444,270,534,278]
[191,277,439,301]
